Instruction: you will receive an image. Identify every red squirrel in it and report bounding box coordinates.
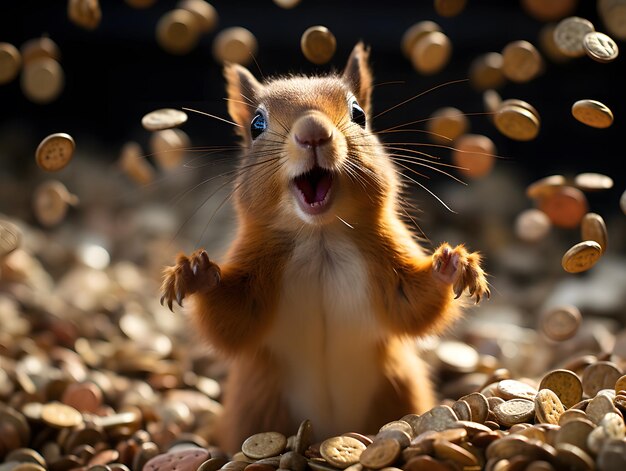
[160,42,490,453]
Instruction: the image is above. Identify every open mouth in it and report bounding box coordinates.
[291,165,334,215]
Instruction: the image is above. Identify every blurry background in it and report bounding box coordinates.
[1,0,625,371]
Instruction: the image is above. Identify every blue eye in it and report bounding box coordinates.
[250,111,267,139]
[351,99,366,128]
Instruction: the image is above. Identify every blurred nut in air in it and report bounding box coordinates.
[142,108,188,132]
[452,134,496,179]
[33,180,78,228]
[561,240,602,273]
[177,0,218,33]
[301,26,336,65]
[20,36,61,65]
[68,0,102,30]
[571,99,613,128]
[515,208,552,243]
[36,133,76,172]
[538,186,588,229]
[401,21,441,59]
[213,26,258,65]
[574,172,614,192]
[581,213,608,254]
[539,23,571,63]
[483,89,502,118]
[150,129,190,170]
[526,174,567,200]
[494,104,540,141]
[553,16,595,58]
[501,40,542,83]
[410,31,452,75]
[427,107,469,144]
[0,42,21,85]
[540,306,582,342]
[119,142,155,185]
[434,0,467,17]
[156,8,201,55]
[21,57,65,104]
[620,189,626,215]
[583,31,619,63]
[469,52,505,91]
[522,0,578,22]
[597,0,626,41]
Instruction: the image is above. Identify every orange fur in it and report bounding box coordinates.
[160,42,489,453]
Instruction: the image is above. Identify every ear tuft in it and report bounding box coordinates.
[342,42,373,116]
[224,63,263,135]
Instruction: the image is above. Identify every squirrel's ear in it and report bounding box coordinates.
[342,42,373,116]
[224,63,263,130]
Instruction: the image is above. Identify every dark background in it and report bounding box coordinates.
[0,0,624,217]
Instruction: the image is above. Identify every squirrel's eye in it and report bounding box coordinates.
[350,99,366,128]
[250,111,267,139]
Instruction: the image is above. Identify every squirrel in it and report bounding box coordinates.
[160,42,490,453]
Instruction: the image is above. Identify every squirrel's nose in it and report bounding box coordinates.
[293,112,333,148]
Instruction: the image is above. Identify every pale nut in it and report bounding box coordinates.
[553,16,595,58]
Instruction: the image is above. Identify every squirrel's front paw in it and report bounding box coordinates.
[160,249,221,311]
[432,243,490,303]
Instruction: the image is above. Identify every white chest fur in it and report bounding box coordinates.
[265,230,384,438]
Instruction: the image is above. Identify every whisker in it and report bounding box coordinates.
[377,111,494,134]
[398,170,457,214]
[372,78,469,121]
[182,107,241,127]
[336,215,354,229]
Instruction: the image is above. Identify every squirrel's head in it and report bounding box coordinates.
[224,42,398,231]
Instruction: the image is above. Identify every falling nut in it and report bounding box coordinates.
[583,31,619,63]
[581,212,608,254]
[119,142,155,185]
[401,21,442,59]
[452,134,496,179]
[0,42,21,85]
[410,31,452,75]
[571,99,614,128]
[539,306,582,342]
[494,104,540,141]
[301,26,336,65]
[156,8,201,55]
[553,16,595,58]
[501,40,542,83]
[68,0,102,30]
[177,0,218,33]
[427,107,469,144]
[142,108,188,131]
[21,57,65,104]
[561,241,602,273]
[515,208,552,243]
[213,26,258,65]
[32,180,78,227]
[35,133,75,172]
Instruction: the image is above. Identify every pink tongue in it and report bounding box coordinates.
[297,172,331,204]
[315,173,331,202]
